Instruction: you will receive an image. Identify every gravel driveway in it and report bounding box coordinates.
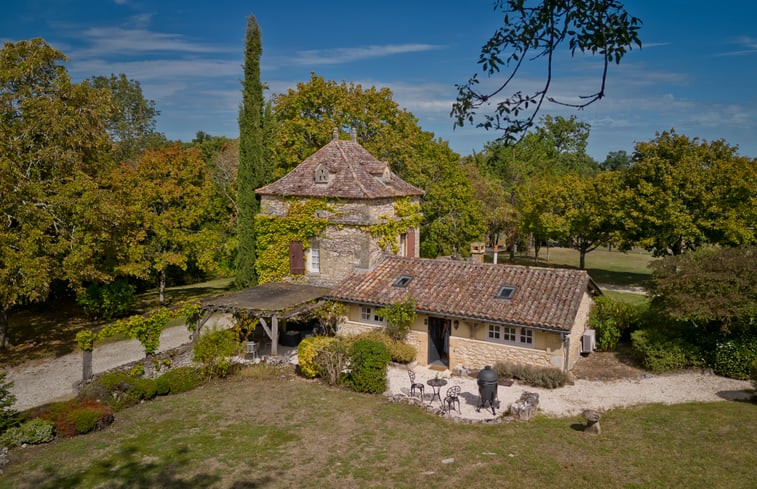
[386,365,753,421]
[6,325,193,411]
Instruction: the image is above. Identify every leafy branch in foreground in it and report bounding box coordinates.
[452,0,641,141]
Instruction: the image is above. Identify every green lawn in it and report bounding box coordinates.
[2,277,234,367]
[2,367,755,489]
[501,247,658,287]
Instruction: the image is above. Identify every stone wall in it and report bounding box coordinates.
[566,291,594,369]
[450,337,553,370]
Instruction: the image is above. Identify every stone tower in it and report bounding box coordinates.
[256,128,424,286]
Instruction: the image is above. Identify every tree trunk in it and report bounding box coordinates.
[579,249,586,269]
[82,350,93,382]
[159,268,166,304]
[0,307,9,350]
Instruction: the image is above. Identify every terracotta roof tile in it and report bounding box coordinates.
[256,139,424,199]
[329,256,597,331]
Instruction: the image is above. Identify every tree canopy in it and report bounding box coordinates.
[452,0,642,140]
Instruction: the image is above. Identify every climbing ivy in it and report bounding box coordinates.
[76,301,202,356]
[368,198,422,253]
[254,198,335,284]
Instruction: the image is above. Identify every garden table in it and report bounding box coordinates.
[426,377,447,405]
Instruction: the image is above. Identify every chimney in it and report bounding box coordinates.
[332,127,339,141]
[350,127,357,142]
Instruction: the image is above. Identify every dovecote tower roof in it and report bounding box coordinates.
[256,128,424,199]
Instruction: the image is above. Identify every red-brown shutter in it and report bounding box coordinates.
[289,241,305,275]
[407,229,416,258]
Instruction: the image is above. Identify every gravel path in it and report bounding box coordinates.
[6,325,193,411]
[386,365,753,420]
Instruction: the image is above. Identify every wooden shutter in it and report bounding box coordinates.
[407,229,416,258]
[289,241,305,275]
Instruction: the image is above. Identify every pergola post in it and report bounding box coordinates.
[82,350,93,383]
[271,315,279,356]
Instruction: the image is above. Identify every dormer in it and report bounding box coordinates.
[314,164,329,184]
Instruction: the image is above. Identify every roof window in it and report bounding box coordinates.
[393,275,413,287]
[496,285,516,300]
[315,164,328,183]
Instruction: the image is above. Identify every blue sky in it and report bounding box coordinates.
[3,1,756,161]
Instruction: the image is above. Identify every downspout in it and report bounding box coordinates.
[562,332,570,372]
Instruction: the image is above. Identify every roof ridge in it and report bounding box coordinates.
[336,140,373,198]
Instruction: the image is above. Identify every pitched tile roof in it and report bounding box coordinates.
[329,256,599,332]
[256,137,424,199]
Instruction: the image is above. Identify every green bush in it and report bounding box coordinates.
[750,359,757,391]
[314,338,350,386]
[298,336,335,378]
[492,362,570,389]
[630,329,703,373]
[1,418,54,448]
[80,371,157,411]
[76,278,135,320]
[711,336,757,379]
[0,372,18,435]
[348,339,391,394]
[378,297,416,341]
[589,296,641,351]
[155,366,204,394]
[193,328,243,378]
[348,331,417,364]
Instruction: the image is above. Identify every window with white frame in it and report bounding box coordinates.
[309,242,320,274]
[487,324,500,340]
[520,328,533,345]
[488,324,527,346]
[503,326,517,342]
[360,306,386,325]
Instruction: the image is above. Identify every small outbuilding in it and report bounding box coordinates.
[328,255,601,371]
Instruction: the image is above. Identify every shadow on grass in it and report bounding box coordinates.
[23,444,272,489]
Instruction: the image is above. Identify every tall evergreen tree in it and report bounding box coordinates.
[236,15,270,287]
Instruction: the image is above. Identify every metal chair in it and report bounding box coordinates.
[408,370,425,399]
[444,385,461,414]
[245,341,258,359]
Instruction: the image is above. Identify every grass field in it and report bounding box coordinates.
[501,247,658,287]
[2,366,755,489]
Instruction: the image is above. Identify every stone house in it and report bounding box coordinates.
[255,129,598,371]
[256,128,424,287]
[328,256,600,372]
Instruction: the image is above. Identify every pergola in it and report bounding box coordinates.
[198,282,332,356]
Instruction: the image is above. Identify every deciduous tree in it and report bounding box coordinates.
[0,39,113,348]
[452,0,641,140]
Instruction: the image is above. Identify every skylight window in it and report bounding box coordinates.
[496,285,516,300]
[393,275,413,287]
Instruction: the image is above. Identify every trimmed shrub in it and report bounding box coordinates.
[193,328,243,378]
[1,419,54,448]
[630,329,703,373]
[347,331,417,364]
[76,278,136,320]
[492,361,570,389]
[297,336,335,378]
[711,336,757,379]
[348,339,391,394]
[314,338,350,386]
[155,366,204,394]
[80,371,157,411]
[588,296,641,351]
[378,297,416,341]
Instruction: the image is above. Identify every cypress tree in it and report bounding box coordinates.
[236,15,269,287]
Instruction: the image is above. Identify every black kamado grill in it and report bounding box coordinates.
[476,365,499,414]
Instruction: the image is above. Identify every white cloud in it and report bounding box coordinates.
[70,27,233,58]
[71,58,240,81]
[292,43,443,65]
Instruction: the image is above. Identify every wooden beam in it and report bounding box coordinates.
[271,315,279,356]
[258,316,272,339]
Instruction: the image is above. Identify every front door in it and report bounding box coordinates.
[427,317,450,367]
